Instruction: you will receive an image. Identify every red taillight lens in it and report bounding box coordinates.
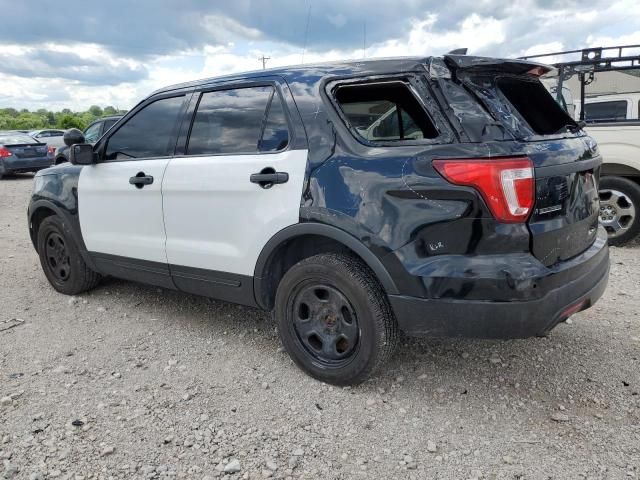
[0,147,12,158]
[47,146,56,155]
[433,157,535,223]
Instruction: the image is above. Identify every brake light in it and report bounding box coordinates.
[47,146,56,155]
[433,157,535,223]
[0,147,12,158]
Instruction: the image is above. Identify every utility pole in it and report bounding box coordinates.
[259,55,270,70]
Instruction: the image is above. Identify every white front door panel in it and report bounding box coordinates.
[78,160,170,263]
[162,149,308,276]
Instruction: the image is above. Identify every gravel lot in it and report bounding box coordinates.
[1,174,639,480]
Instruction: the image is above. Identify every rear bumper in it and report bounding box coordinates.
[389,227,610,338]
[1,156,53,173]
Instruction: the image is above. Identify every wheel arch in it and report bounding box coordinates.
[601,162,640,181]
[28,199,97,271]
[253,223,399,310]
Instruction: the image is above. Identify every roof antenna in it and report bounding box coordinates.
[448,48,468,55]
[363,20,367,58]
[301,3,312,64]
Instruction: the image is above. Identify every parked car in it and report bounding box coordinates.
[28,55,609,384]
[0,132,52,179]
[53,115,122,164]
[29,129,67,149]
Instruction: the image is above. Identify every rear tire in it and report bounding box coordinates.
[599,176,640,246]
[37,216,101,295]
[274,253,398,385]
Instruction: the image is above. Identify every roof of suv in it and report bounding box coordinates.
[153,56,433,96]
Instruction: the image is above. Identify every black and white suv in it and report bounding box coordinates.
[28,55,610,385]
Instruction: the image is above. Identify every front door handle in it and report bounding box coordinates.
[250,169,289,189]
[129,172,154,188]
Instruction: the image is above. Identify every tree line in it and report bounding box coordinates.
[0,106,128,131]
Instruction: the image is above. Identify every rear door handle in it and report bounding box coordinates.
[250,170,289,189]
[129,172,154,188]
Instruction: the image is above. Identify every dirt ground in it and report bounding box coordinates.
[1,173,639,480]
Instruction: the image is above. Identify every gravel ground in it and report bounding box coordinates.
[1,173,639,480]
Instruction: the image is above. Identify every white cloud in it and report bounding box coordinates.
[1,2,639,111]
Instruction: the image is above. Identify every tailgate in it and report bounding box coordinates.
[527,138,601,266]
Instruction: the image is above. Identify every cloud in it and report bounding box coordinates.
[0,0,638,110]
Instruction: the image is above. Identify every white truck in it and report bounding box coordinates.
[525,46,640,246]
[575,94,640,245]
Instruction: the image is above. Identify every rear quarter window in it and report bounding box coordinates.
[332,81,439,144]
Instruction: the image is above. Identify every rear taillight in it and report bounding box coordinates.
[47,146,56,155]
[0,147,12,158]
[433,157,535,223]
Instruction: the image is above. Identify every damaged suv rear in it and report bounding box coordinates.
[295,54,608,345]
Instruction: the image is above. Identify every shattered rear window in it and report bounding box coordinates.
[496,77,574,135]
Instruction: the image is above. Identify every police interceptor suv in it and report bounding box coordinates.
[28,55,610,385]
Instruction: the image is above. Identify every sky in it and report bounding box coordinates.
[1,0,639,111]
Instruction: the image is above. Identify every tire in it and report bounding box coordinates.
[37,216,101,295]
[274,253,398,385]
[599,176,640,246]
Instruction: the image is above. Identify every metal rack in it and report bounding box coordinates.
[520,45,640,120]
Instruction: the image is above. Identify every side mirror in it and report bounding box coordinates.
[69,144,95,165]
[63,128,85,147]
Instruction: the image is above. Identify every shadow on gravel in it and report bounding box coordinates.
[0,173,36,181]
[94,275,621,396]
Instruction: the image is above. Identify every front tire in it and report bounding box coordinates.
[37,216,101,295]
[599,176,640,246]
[274,253,398,385]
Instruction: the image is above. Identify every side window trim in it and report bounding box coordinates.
[182,82,290,157]
[96,91,192,163]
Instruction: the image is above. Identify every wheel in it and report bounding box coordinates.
[37,216,101,295]
[599,176,640,246]
[274,253,398,385]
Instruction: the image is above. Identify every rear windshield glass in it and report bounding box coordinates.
[0,134,39,145]
[584,101,628,122]
[334,82,438,142]
[496,77,574,135]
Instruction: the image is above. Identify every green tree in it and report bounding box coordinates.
[88,105,103,117]
[103,106,117,116]
[57,114,84,130]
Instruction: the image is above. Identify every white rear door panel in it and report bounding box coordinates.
[162,149,307,276]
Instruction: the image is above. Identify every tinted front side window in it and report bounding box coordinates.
[584,101,628,122]
[105,96,184,160]
[187,86,276,155]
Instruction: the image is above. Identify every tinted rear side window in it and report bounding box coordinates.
[187,86,278,155]
[334,82,439,142]
[105,96,184,160]
[259,93,289,152]
[584,100,628,122]
[496,77,572,135]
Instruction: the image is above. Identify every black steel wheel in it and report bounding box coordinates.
[37,215,101,295]
[44,231,71,282]
[275,253,398,385]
